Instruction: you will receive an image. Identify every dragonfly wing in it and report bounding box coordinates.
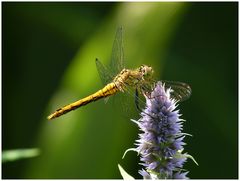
[163,80,192,102]
[95,58,114,85]
[110,26,125,75]
[112,86,140,119]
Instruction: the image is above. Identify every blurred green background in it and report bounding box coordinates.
[2,2,238,179]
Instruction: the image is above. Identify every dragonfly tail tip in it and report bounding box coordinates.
[47,114,54,120]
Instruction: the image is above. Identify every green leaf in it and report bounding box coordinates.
[2,148,40,163]
[118,164,135,180]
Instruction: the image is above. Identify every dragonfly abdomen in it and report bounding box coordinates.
[47,82,119,120]
[77,82,119,106]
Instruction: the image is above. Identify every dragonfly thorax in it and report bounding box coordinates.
[112,65,154,93]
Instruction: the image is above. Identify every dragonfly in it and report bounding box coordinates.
[47,27,191,120]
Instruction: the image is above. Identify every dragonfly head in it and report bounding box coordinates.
[139,64,154,81]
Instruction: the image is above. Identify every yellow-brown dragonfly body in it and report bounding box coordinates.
[47,27,191,120]
[47,65,154,120]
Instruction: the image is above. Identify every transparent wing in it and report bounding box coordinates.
[163,80,192,102]
[112,85,141,119]
[95,27,125,85]
[96,27,146,116]
[95,58,114,85]
[110,26,125,75]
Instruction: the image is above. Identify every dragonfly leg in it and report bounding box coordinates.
[134,88,157,120]
[134,88,142,112]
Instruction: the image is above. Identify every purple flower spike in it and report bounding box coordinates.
[133,81,194,179]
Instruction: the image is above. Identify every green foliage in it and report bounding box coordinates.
[118,164,135,180]
[2,149,40,163]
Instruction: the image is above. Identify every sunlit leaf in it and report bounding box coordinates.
[118,164,135,180]
[2,148,40,163]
